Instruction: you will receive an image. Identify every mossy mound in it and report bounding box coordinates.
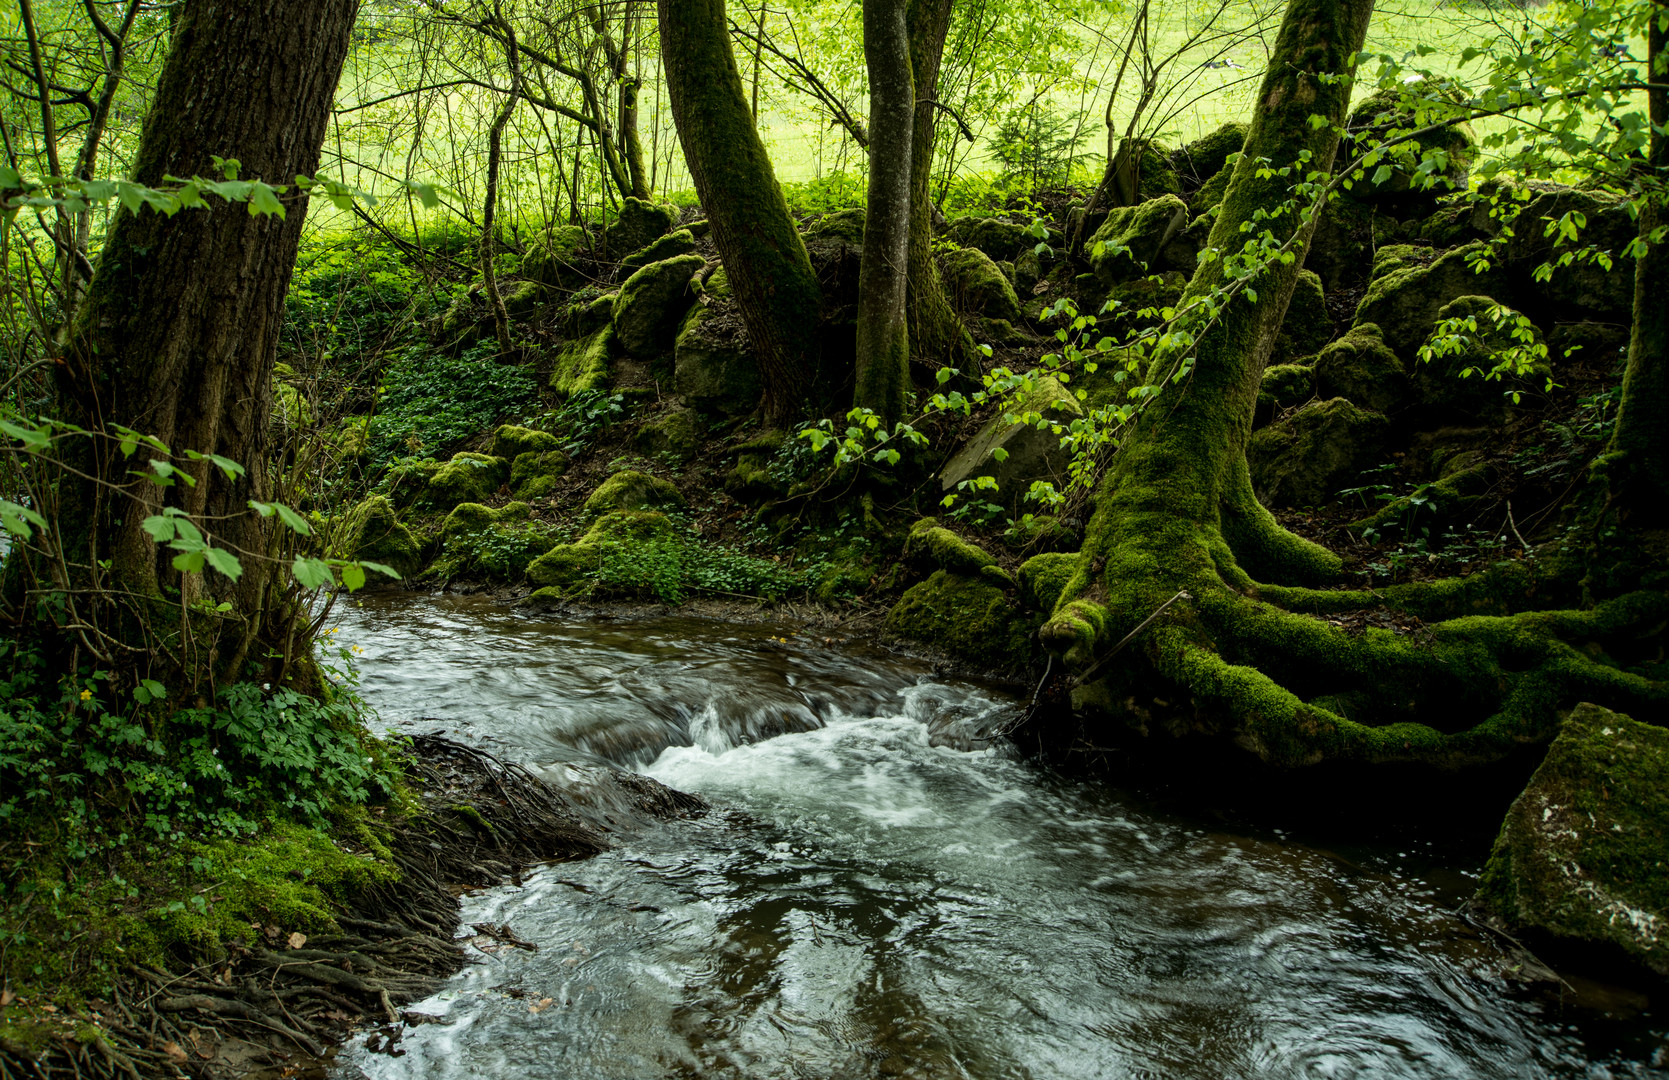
[1249,398,1391,507]
[1475,702,1669,976]
[562,290,616,338]
[674,289,761,416]
[1103,272,1188,334]
[584,469,686,512]
[620,228,698,275]
[521,224,590,290]
[551,323,615,396]
[1312,322,1408,414]
[502,280,549,317]
[1171,122,1248,188]
[491,424,561,460]
[886,570,1034,671]
[341,495,420,580]
[1087,195,1190,285]
[635,407,701,462]
[433,501,551,581]
[609,196,679,256]
[804,207,866,245]
[1018,550,1079,612]
[1353,242,1513,358]
[1256,363,1316,427]
[383,458,442,509]
[527,510,677,594]
[1344,82,1476,200]
[510,449,570,500]
[903,518,998,576]
[944,215,1035,262]
[1270,269,1332,365]
[612,254,705,359]
[1190,165,1233,214]
[940,246,1023,323]
[423,451,509,510]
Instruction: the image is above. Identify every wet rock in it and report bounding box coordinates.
[1249,398,1391,506]
[940,246,1023,322]
[885,569,1034,671]
[584,469,685,512]
[938,375,1083,504]
[1475,702,1669,977]
[1087,195,1191,285]
[612,254,704,359]
[341,495,420,580]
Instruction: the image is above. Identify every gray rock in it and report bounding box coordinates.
[939,376,1083,503]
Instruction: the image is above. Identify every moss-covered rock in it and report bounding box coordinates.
[1413,295,1549,421]
[440,500,530,544]
[1190,165,1232,215]
[383,458,442,509]
[1171,122,1248,189]
[620,228,698,275]
[428,502,552,581]
[612,254,705,359]
[521,225,589,290]
[1013,245,1053,296]
[1270,269,1332,364]
[1018,550,1079,611]
[527,510,677,592]
[725,430,788,502]
[674,288,761,416]
[945,215,1029,261]
[1133,139,1182,199]
[340,495,420,580]
[1474,702,1669,976]
[551,323,615,396]
[1369,243,1427,283]
[1103,272,1187,334]
[562,290,616,338]
[1502,188,1637,319]
[1344,82,1476,200]
[491,424,561,460]
[1255,363,1316,427]
[423,452,509,509]
[1248,398,1391,506]
[501,279,550,317]
[1353,242,1513,358]
[510,449,569,500]
[1312,322,1409,414]
[1087,195,1191,285]
[803,207,866,245]
[903,518,998,576]
[634,406,701,461]
[939,375,1084,504]
[609,196,679,256]
[885,570,1033,671]
[583,469,685,512]
[940,246,1023,322]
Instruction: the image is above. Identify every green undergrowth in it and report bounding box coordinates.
[368,339,539,468]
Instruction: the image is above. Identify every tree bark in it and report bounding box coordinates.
[903,0,975,372]
[855,0,915,427]
[657,0,825,424]
[56,0,357,666]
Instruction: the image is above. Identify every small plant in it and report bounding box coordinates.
[367,340,539,466]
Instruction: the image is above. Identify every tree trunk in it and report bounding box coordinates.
[56,0,357,669]
[854,0,915,427]
[657,0,825,424]
[903,0,975,372]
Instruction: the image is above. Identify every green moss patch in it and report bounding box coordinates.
[885,570,1035,671]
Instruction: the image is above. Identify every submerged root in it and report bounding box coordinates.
[1,737,703,1080]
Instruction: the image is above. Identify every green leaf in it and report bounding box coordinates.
[359,561,402,581]
[204,546,244,581]
[247,182,286,219]
[0,499,47,539]
[992,447,1010,463]
[140,515,178,543]
[171,549,206,574]
[340,563,367,592]
[134,679,167,705]
[1370,164,1394,187]
[291,557,335,590]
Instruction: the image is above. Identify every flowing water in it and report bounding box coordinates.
[329,594,1666,1080]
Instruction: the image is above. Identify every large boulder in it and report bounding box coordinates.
[551,323,615,396]
[341,495,420,581]
[1343,83,1476,204]
[803,207,866,245]
[940,246,1023,323]
[619,228,698,275]
[584,469,685,512]
[521,225,590,290]
[1475,702,1669,976]
[1255,363,1316,428]
[1170,122,1248,190]
[1248,398,1391,506]
[490,424,561,460]
[945,216,1032,262]
[673,270,761,416]
[1086,195,1191,285]
[609,196,678,257]
[423,451,509,510]
[510,449,570,501]
[1312,322,1409,415]
[1500,188,1637,319]
[885,569,1033,671]
[633,406,701,462]
[1270,269,1332,364]
[939,375,1083,503]
[612,254,704,359]
[1353,242,1513,359]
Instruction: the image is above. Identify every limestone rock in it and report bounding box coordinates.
[940,246,1023,322]
[341,496,420,580]
[521,225,590,290]
[939,375,1083,502]
[551,324,615,396]
[1353,242,1513,358]
[620,229,698,275]
[803,207,866,245]
[1502,188,1637,319]
[612,255,704,359]
[1087,195,1191,285]
[674,288,761,416]
[885,569,1033,671]
[1313,323,1408,414]
[1475,702,1669,976]
[1249,398,1391,506]
[1270,269,1332,364]
[609,197,678,257]
[584,469,685,512]
[1412,296,1548,421]
[424,452,509,509]
[491,424,561,461]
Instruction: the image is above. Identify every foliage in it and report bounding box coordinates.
[990,101,1091,191]
[540,388,629,455]
[367,340,539,466]
[584,531,811,604]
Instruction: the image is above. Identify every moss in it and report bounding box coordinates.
[1172,122,1249,188]
[885,569,1035,671]
[1475,703,1669,973]
[943,215,1054,262]
[341,495,420,580]
[521,224,589,290]
[1370,244,1424,282]
[634,407,702,461]
[674,294,761,416]
[510,449,570,500]
[1102,272,1188,335]
[903,518,997,575]
[551,323,616,396]
[423,451,509,510]
[491,424,561,460]
[1344,82,1477,198]
[526,510,677,592]
[1311,322,1408,414]
[1003,514,1081,554]
[272,375,313,428]
[1352,242,1512,358]
[584,469,685,512]
[1269,269,1331,364]
[804,207,866,245]
[1190,165,1232,213]
[612,254,705,359]
[610,197,679,254]
[939,245,1023,322]
[502,279,549,317]
[1018,551,1080,611]
[383,457,442,509]
[620,228,698,275]
[562,290,616,338]
[1248,398,1391,507]
[1087,195,1190,285]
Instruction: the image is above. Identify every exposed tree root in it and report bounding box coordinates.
[0,736,703,1080]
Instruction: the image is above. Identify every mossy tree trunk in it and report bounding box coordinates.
[53,0,356,672]
[854,0,915,427]
[657,0,826,424]
[903,0,977,372]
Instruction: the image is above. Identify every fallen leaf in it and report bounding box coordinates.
[528,997,554,1014]
[0,988,13,1006]
[287,931,307,950]
[39,1004,56,1014]
[162,1043,188,1064]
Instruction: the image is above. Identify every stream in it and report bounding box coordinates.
[329,594,1666,1079]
